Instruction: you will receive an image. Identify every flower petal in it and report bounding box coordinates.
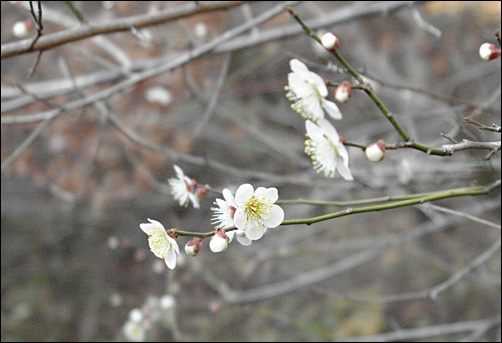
[290,59,310,76]
[164,249,177,269]
[263,204,284,228]
[255,187,279,203]
[322,99,343,120]
[234,183,254,205]
[140,218,164,234]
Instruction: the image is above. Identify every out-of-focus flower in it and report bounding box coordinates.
[233,184,284,241]
[168,165,200,208]
[304,119,353,180]
[123,308,146,342]
[365,139,386,162]
[479,43,501,61]
[334,81,351,103]
[12,20,33,38]
[140,219,180,269]
[286,59,342,121]
[209,228,229,253]
[185,237,202,256]
[145,86,173,106]
[159,294,177,328]
[123,320,146,342]
[321,32,339,50]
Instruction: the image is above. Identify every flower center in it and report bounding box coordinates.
[148,231,169,259]
[244,196,271,225]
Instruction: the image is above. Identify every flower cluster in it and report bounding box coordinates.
[140,167,285,269]
[286,47,355,180]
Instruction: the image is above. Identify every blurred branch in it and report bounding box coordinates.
[215,1,424,53]
[1,115,54,174]
[1,1,246,58]
[426,203,501,230]
[211,199,488,304]
[429,236,501,299]
[2,1,298,125]
[341,316,501,342]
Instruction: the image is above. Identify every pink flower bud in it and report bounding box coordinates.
[321,32,339,50]
[196,185,209,200]
[479,43,501,61]
[185,237,203,256]
[365,139,386,162]
[334,81,351,103]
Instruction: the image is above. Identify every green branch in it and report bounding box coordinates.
[173,180,500,238]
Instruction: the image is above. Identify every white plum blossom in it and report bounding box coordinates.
[233,184,284,241]
[304,118,353,180]
[211,188,253,246]
[286,59,342,121]
[168,165,200,208]
[140,219,180,270]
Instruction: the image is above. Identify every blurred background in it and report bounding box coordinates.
[1,1,501,341]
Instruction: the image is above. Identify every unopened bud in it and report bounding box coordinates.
[366,139,386,162]
[479,43,501,61]
[185,237,203,256]
[196,185,209,200]
[334,81,351,103]
[321,32,339,50]
[209,228,228,253]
